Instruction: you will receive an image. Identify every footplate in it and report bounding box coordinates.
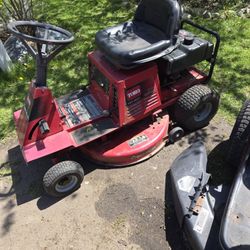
[71,118,117,146]
[57,89,104,128]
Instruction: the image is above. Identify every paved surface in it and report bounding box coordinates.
[0,115,232,250]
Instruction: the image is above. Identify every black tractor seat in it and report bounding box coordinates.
[95,0,181,69]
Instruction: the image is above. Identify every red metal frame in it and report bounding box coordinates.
[14,50,207,165]
[14,83,63,147]
[81,114,169,166]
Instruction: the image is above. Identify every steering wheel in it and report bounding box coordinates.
[7,21,75,87]
[8,20,74,45]
[7,20,74,60]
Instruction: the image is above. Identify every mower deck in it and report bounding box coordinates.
[220,155,250,249]
[81,114,169,166]
[170,142,230,250]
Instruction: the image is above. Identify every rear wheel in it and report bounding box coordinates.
[227,100,250,168]
[173,85,219,131]
[43,161,84,197]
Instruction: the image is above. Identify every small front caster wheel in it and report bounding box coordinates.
[43,161,84,197]
[169,127,184,143]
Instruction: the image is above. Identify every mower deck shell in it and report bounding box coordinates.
[170,142,229,250]
[220,149,250,249]
[81,114,169,166]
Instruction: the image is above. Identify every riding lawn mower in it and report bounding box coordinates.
[8,0,220,197]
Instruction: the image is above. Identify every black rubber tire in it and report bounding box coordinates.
[43,161,84,197]
[173,84,220,131]
[227,100,250,168]
[168,127,184,143]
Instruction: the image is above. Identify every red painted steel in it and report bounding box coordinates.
[22,131,73,162]
[13,50,207,165]
[14,83,63,148]
[81,114,169,166]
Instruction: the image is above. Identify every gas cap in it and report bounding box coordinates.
[183,36,194,45]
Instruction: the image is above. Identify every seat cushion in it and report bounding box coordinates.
[95,21,171,67]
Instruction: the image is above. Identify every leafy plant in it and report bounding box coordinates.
[182,0,248,10]
[0,0,34,25]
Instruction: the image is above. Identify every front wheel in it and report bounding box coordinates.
[172,85,220,131]
[43,161,84,197]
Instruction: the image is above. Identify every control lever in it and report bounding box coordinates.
[39,119,50,134]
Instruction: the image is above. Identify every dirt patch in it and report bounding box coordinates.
[0,136,18,166]
[96,184,168,250]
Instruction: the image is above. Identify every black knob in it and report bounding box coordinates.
[183,36,194,45]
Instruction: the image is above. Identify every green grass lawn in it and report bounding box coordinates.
[0,0,249,140]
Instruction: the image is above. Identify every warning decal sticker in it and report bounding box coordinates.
[193,207,209,234]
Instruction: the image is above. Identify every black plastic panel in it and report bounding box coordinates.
[220,156,250,249]
[163,32,214,75]
[170,142,229,250]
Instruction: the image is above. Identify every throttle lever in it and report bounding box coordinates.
[39,119,50,134]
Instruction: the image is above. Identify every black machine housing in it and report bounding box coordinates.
[157,19,220,85]
[162,30,214,75]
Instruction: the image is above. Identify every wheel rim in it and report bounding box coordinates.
[55,175,78,193]
[194,103,212,122]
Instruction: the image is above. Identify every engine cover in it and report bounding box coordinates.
[163,30,214,75]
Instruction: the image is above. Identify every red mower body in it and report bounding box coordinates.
[13,50,207,165]
[8,12,221,197]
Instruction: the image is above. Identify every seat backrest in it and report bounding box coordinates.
[134,0,181,39]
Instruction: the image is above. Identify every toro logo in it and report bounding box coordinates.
[126,85,142,102]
